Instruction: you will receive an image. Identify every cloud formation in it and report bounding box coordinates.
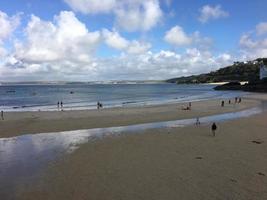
[0,11,20,57]
[0,9,234,82]
[102,29,151,54]
[256,22,267,35]
[164,26,192,46]
[64,0,116,14]
[198,5,229,23]
[14,11,101,64]
[1,11,102,80]
[64,0,163,32]
[239,22,267,60]
[164,25,213,49]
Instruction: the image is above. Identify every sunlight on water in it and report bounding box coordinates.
[0,106,264,191]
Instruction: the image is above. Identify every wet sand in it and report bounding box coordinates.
[0,97,260,138]
[1,93,267,199]
[16,107,267,200]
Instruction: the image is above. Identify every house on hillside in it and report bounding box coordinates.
[260,61,267,80]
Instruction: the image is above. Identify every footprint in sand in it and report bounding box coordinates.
[258,172,265,176]
[230,178,237,183]
[252,140,263,144]
[195,156,203,159]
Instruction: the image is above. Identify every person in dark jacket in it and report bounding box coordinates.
[211,122,217,136]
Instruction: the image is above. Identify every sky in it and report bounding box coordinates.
[0,0,267,81]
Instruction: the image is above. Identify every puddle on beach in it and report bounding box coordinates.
[0,102,266,197]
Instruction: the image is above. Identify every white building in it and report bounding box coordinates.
[260,61,267,80]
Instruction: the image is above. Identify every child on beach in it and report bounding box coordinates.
[211,122,217,136]
[1,110,3,120]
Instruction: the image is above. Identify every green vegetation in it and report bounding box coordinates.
[166,58,267,84]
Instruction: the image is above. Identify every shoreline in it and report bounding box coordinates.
[0,93,240,113]
[1,93,267,199]
[15,104,267,200]
[0,95,262,138]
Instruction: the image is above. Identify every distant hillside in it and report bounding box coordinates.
[166,58,267,84]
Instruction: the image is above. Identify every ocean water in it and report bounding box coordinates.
[0,83,246,112]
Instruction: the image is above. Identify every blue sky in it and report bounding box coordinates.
[0,0,267,81]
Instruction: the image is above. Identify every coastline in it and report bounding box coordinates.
[1,93,267,200]
[0,96,260,138]
[15,100,267,200]
[207,81,248,85]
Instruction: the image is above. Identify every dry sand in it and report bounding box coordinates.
[0,97,260,138]
[16,108,267,200]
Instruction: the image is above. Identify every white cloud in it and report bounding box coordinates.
[239,22,267,59]
[102,29,129,50]
[198,5,229,23]
[0,11,20,58]
[256,22,267,35]
[0,46,6,57]
[164,26,213,49]
[102,29,151,54]
[114,0,162,32]
[63,0,116,14]
[164,25,192,46]
[2,47,233,81]
[90,49,232,80]
[239,33,267,59]
[0,10,233,82]
[0,11,20,41]
[64,0,163,32]
[126,40,151,54]
[1,11,102,81]
[14,11,101,64]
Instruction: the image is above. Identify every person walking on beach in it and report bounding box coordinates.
[228,99,231,104]
[221,100,224,107]
[211,122,217,136]
[1,110,4,120]
[196,117,200,125]
[60,101,63,110]
[57,101,60,110]
[238,97,242,103]
[235,97,238,103]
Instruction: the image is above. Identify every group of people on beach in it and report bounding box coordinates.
[221,97,242,107]
[57,101,63,110]
[97,101,103,109]
[182,102,192,110]
[194,97,243,136]
[56,101,104,110]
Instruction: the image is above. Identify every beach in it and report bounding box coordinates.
[0,96,260,138]
[13,94,267,200]
[1,94,267,200]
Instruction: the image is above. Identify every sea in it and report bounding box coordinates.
[0,83,247,112]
